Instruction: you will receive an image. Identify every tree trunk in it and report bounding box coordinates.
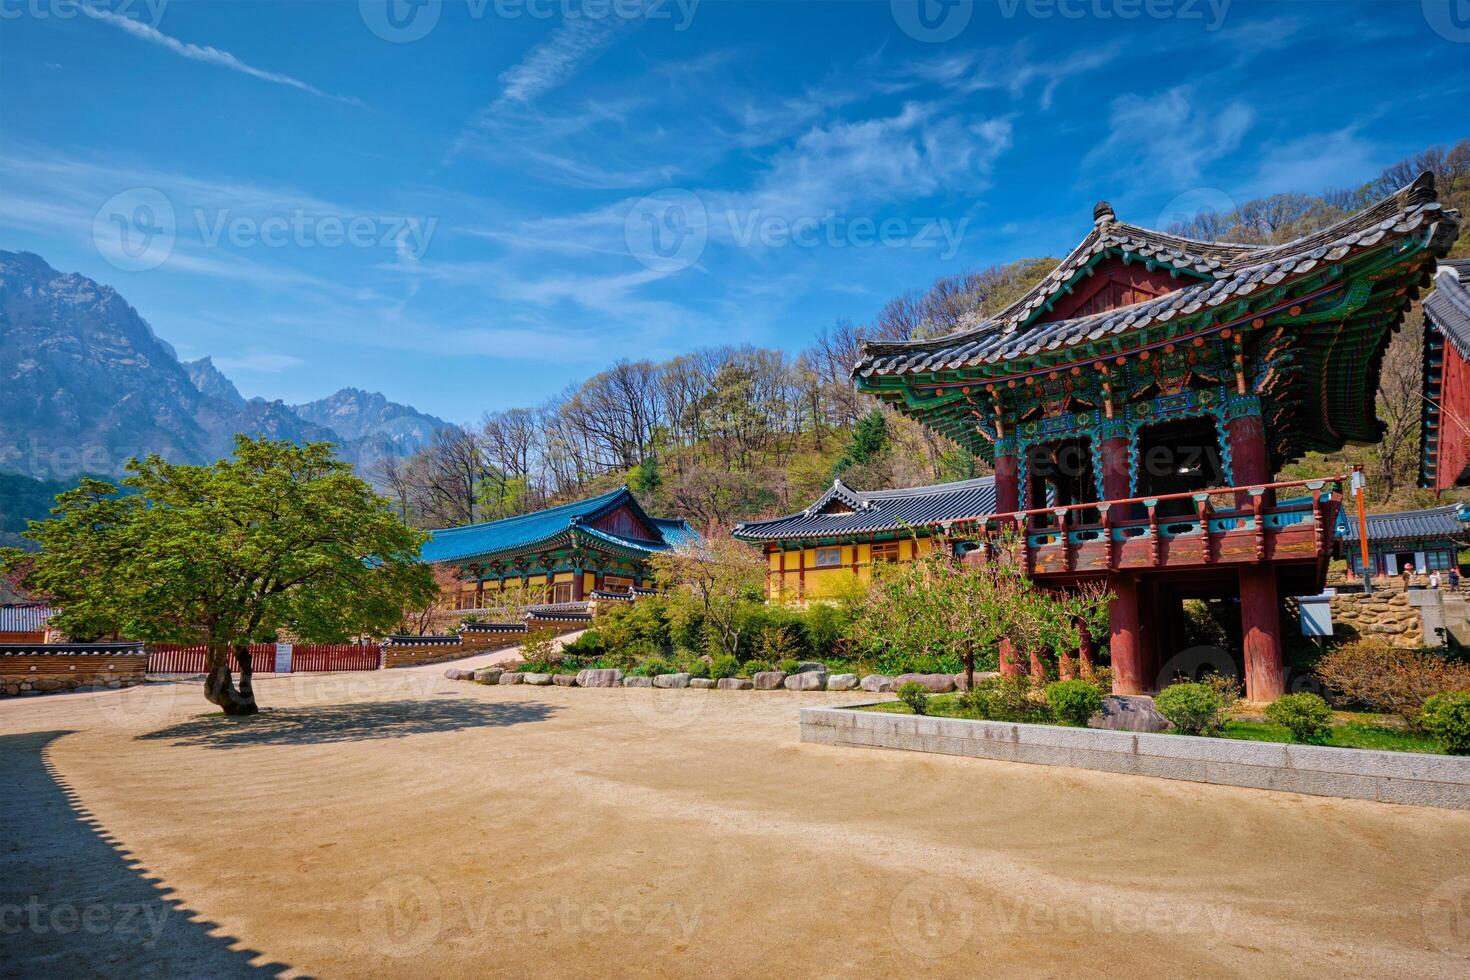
[202,642,259,716]
[963,652,975,691]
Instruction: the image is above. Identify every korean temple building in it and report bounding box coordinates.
[1421,259,1470,491]
[733,477,994,601]
[740,173,1461,702]
[1340,504,1470,581]
[419,486,698,612]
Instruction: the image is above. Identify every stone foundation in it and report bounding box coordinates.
[1329,589,1423,647]
[1,643,149,697]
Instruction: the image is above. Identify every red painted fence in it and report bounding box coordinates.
[147,643,380,674]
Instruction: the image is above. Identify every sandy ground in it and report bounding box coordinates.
[4,650,1470,979]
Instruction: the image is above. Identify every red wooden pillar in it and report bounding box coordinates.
[1099,435,1131,501]
[1136,579,1162,692]
[994,448,1020,516]
[1108,573,1145,694]
[571,567,585,601]
[1239,565,1285,701]
[1225,413,1272,505]
[998,637,1020,677]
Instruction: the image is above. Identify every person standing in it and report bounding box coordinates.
[1450,567,1461,591]
[1402,562,1414,590]
[1430,570,1442,590]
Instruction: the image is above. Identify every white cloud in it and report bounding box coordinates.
[214,351,305,373]
[495,12,640,109]
[83,6,362,106]
[1084,87,1254,187]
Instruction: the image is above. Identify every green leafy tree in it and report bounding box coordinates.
[651,532,765,660]
[1,438,437,715]
[833,409,889,477]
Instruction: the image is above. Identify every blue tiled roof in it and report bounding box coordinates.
[732,477,996,543]
[419,487,698,564]
[1339,504,1470,545]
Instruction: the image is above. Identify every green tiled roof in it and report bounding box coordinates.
[418,487,697,565]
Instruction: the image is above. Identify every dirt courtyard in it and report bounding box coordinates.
[3,660,1470,979]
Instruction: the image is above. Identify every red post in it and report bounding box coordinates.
[1225,414,1272,506]
[1239,565,1285,701]
[994,450,1020,516]
[1108,573,1145,694]
[1099,436,1131,501]
[998,637,1020,678]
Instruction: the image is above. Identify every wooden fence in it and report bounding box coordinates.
[148,643,380,674]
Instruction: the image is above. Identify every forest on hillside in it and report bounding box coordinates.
[380,140,1470,532]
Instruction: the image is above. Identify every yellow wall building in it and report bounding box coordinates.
[734,477,996,603]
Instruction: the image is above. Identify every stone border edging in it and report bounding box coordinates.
[800,703,1470,811]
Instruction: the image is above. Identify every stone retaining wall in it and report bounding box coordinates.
[1,644,149,697]
[1329,589,1423,647]
[799,704,1470,811]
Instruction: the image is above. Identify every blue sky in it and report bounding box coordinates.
[3,0,1468,423]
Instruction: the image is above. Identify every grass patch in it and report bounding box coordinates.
[854,700,1443,753]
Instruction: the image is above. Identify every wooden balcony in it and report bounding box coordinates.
[945,476,1345,580]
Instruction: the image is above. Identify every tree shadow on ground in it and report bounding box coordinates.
[0,730,293,978]
[136,698,559,749]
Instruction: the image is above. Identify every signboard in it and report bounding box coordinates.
[274,643,293,673]
[1298,591,1335,638]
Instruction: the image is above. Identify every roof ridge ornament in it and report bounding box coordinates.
[1093,200,1115,227]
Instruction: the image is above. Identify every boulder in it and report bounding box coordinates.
[753,671,787,690]
[716,677,754,690]
[444,668,474,680]
[623,676,654,688]
[652,672,691,689]
[793,661,827,674]
[498,672,523,685]
[689,677,715,689]
[893,672,956,693]
[552,673,577,687]
[860,675,897,693]
[522,673,554,686]
[784,671,828,691]
[473,667,503,685]
[576,668,624,688]
[827,673,859,691]
[1088,695,1172,733]
[952,671,999,692]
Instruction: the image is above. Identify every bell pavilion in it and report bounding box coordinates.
[846,173,1459,701]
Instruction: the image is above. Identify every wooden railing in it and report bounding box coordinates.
[941,475,1346,575]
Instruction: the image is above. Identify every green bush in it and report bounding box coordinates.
[559,630,607,659]
[960,677,1052,723]
[1154,683,1224,736]
[897,681,930,716]
[760,623,805,663]
[742,659,774,675]
[1265,692,1333,744]
[1045,679,1104,727]
[777,657,800,675]
[708,653,740,680]
[627,656,676,678]
[679,653,711,679]
[804,601,856,660]
[1420,691,1470,755]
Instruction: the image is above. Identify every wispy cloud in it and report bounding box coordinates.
[495,12,641,109]
[214,351,306,373]
[1083,86,1254,187]
[83,6,362,107]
